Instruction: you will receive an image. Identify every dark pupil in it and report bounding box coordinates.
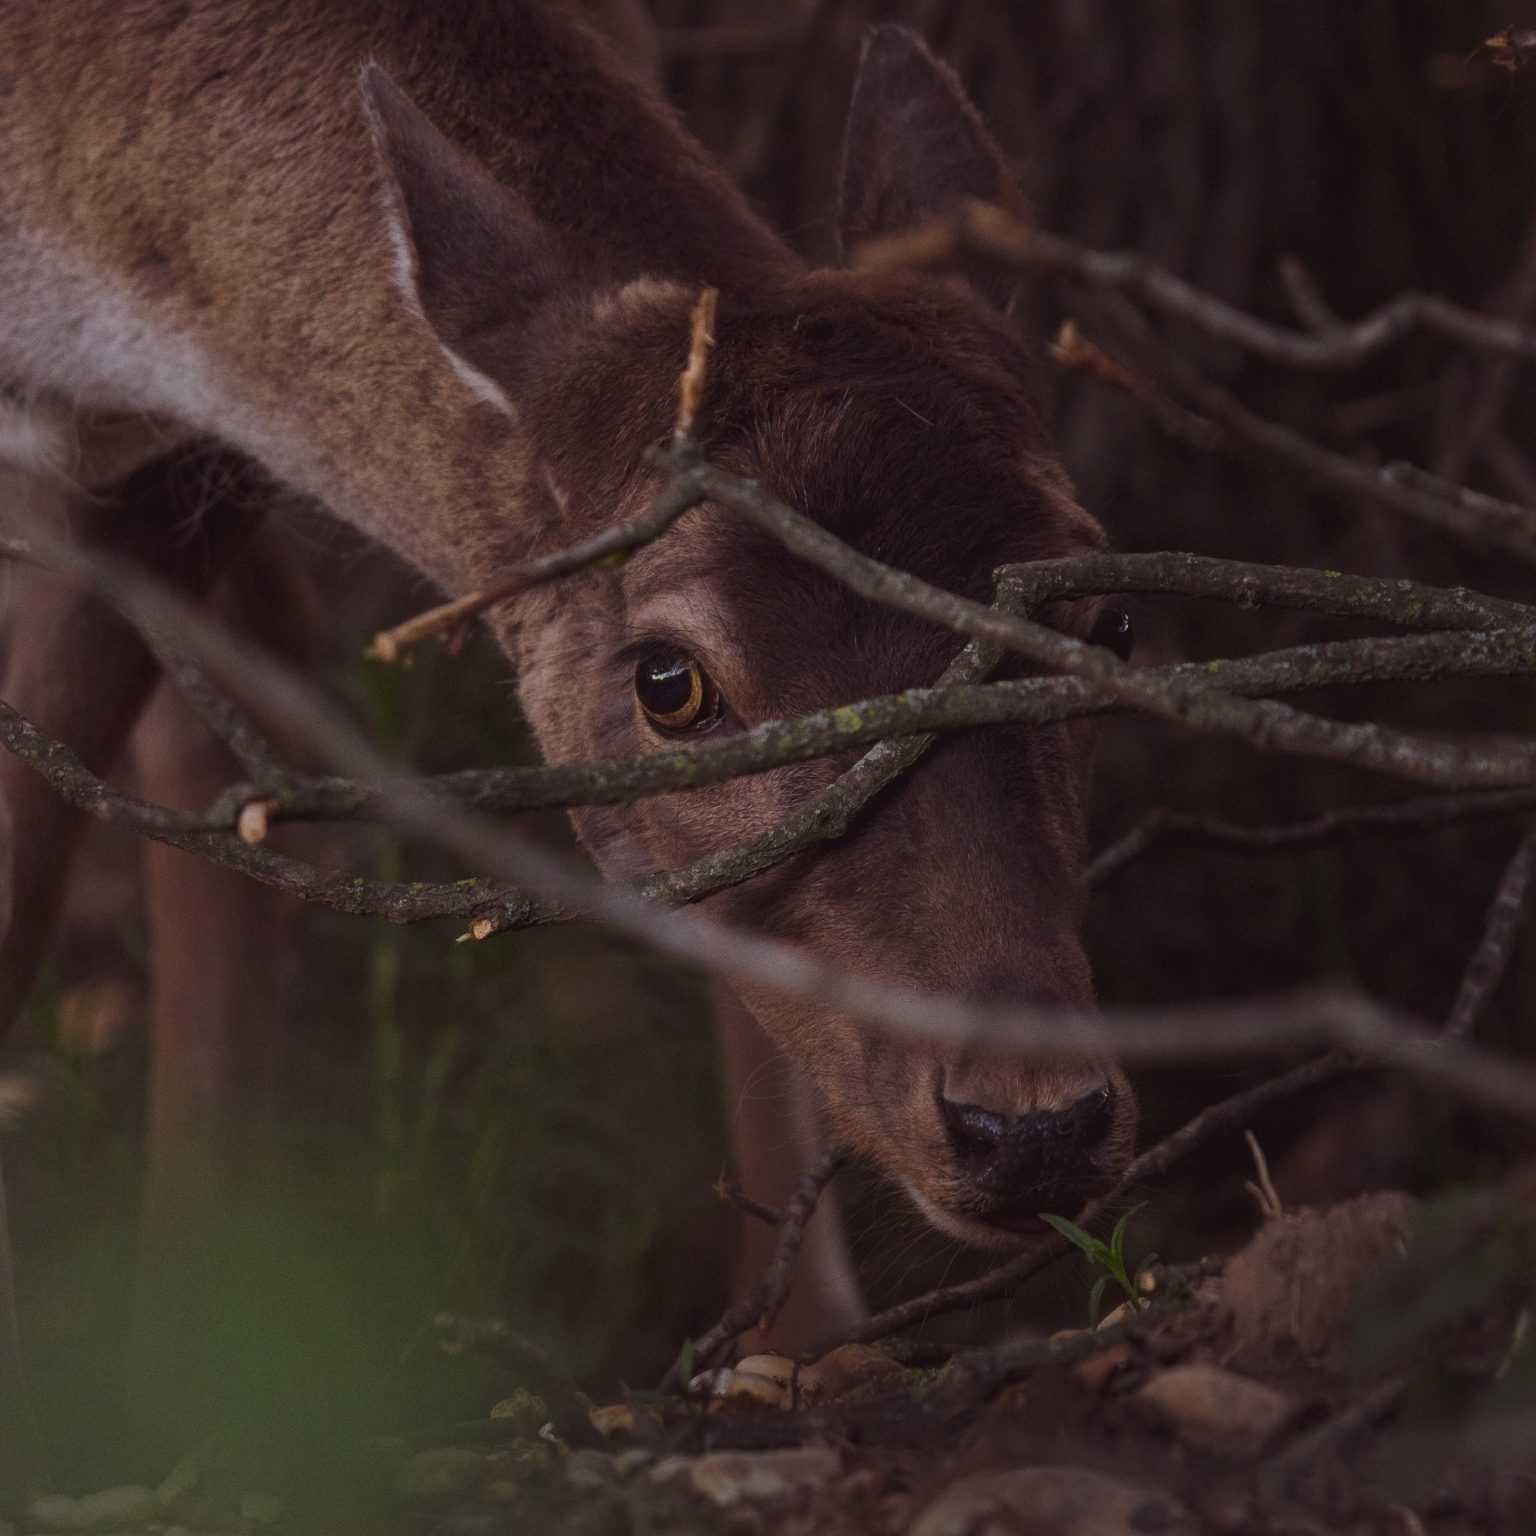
[1094,606,1133,659]
[639,659,695,715]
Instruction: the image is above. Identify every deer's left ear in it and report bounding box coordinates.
[837,26,1020,309]
[361,63,581,410]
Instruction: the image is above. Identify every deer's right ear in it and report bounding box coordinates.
[361,64,575,410]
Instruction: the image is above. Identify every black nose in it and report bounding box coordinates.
[940,1085,1117,1229]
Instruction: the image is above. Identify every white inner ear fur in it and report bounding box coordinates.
[380,199,514,416]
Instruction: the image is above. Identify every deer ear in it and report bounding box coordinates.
[361,63,575,410]
[837,27,1020,308]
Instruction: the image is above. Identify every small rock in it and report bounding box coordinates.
[587,1404,636,1437]
[490,1388,547,1430]
[687,1368,734,1396]
[724,1353,796,1408]
[675,1447,841,1507]
[78,1487,161,1531]
[239,1493,287,1526]
[798,1344,900,1403]
[24,1496,85,1533]
[1135,1363,1295,1453]
[396,1447,490,1506]
[586,1402,661,1439]
[1072,1341,1133,1393]
[910,1467,1194,1536]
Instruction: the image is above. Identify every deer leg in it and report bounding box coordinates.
[127,529,323,1457]
[712,982,865,1356]
[0,448,264,1495]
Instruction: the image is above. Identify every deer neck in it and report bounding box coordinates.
[0,0,794,597]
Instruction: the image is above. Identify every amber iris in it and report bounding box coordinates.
[635,657,720,731]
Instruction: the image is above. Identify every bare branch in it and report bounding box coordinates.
[1446,827,1536,1038]
[1090,789,1536,886]
[1055,297,1536,562]
[999,550,1535,631]
[857,202,1536,371]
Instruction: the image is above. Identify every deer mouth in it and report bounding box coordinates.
[975,1205,1050,1236]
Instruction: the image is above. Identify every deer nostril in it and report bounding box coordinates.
[940,1084,1118,1223]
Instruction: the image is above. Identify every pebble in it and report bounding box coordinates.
[77,1480,158,1529]
[23,1497,85,1533]
[910,1467,1194,1536]
[396,1447,490,1506]
[586,1402,661,1439]
[798,1343,900,1403]
[1134,1362,1295,1454]
[653,1446,841,1507]
[489,1388,547,1430]
[724,1353,797,1408]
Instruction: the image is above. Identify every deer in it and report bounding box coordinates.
[0,0,1139,1473]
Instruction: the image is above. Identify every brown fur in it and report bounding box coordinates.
[0,0,1136,1365]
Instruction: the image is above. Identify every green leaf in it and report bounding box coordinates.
[1040,1212,1101,1259]
[676,1337,695,1386]
[1087,1274,1110,1328]
[1107,1202,1146,1260]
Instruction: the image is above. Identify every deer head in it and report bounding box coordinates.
[364,27,1137,1247]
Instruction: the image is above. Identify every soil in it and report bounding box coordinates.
[21,1191,1532,1536]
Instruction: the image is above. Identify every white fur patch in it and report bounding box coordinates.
[0,224,226,440]
[444,347,513,413]
[380,199,513,416]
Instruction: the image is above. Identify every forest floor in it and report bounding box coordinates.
[17,1189,1533,1536]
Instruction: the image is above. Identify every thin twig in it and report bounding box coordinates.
[666,1149,843,1387]
[363,472,706,662]
[675,286,718,439]
[1445,827,1536,1038]
[1058,297,1536,562]
[856,202,1536,372]
[1089,789,1536,887]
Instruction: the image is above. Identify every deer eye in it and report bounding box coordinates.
[1090,604,1134,661]
[635,657,722,732]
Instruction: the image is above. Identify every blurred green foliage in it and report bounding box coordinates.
[7,639,724,1487]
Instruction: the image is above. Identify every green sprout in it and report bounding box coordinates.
[1040,1203,1157,1327]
